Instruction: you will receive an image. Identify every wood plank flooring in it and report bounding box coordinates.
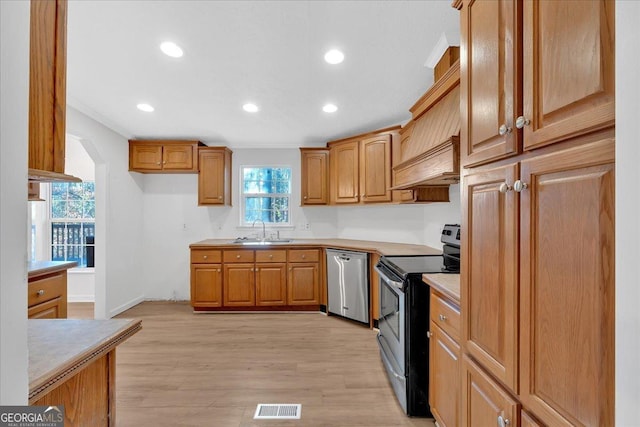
[69,302,436,427]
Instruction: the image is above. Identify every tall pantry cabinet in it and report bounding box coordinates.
[456,0,615,426]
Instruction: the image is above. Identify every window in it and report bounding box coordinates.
[50,182,95,266]
[241,167,291,226]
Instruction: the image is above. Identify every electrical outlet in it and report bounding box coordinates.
[303,223,310,230]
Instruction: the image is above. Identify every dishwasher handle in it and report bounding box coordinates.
[337,255,351,261]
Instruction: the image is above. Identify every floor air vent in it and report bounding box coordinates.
[254,403,302,420]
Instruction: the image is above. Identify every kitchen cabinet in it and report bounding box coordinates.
[457,0,615,425]
[461,355,519,427]
[223,250,256,307]
[198,147,232,205]
[429,290,461,427]
[27,262,74,319]
[300,148,329,205]
[255,250,287,306]
[190,249,222,308]
[287,249,320,305]
[128,140,203,173]
[28,182,44,201]
[459,0,614,167]
[328,128,397,205]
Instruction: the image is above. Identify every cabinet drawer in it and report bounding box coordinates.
[431,291,461,340]
[28,297,62,319]
[28,273,65,307]
[288,249,320,262]
[224,250,255,263]
[255,250,287,263]
[191,249,222,264]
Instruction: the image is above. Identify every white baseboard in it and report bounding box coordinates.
[109,295,144,318]
[67,294,95,303]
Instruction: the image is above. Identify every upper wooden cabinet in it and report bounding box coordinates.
[328,128,396,205]
[198,147,232,206]
[129,140,203,173]
[300,148,329,205]
[459,0,615,166]
[28,0,79,183]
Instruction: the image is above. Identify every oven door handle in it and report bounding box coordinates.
[374,266,404,290]
[376,334,405,381]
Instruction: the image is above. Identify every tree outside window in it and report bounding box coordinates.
[241,167,291,225]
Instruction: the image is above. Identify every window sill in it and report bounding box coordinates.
[236,225,295,230]
[69,267,95,274]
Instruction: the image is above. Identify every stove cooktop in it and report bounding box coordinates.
[380,255,454,277]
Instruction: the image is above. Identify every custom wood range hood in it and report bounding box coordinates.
[392,50,460,190]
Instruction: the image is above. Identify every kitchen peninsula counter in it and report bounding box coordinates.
[29,318,142,424]
[422,273,460,304]
[190,238,441,256]
[28,260,77,278]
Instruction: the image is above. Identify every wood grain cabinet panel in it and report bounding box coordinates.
[330,140,360,204]
[287,263,319,305]
[256,263,287,306]
[300,148,329,205]
[129,140,202,173]
[29,0,67,175]
[198,147,232,205]
[223,264,255,306]
[522,0,615,150]
[519,138,615,427]
[460,0,521,167]
[461,355,520,427]
[360,135,392,202]
[28,271,67,319]
[429,321,461,427]
[462,163,519,392]
[190,265,222,308]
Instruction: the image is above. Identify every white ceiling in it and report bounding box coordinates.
[66,1,459,148]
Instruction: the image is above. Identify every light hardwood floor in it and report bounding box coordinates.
[69,302,436,427]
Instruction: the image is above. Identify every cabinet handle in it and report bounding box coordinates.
[499,182,512,193]
[439,314,447,322]
[513,180,529,192]
[426,331,432,339]
[37,289,45,296]
[497,415,510,427]
[498,124,512,136]
[515,116,530,129]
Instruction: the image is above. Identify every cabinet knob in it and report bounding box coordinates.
[163,161,167,165]
[218,196,223,200]
[255,268,259,272]
[513,180,529,192]
[303,196,308,200]
[515,116,530,129]
[217,269,221,272]
[236,255,241,259]
[497,415,510,427]
[499,182,512,193]
[289,267,292,271]
[426,331,432,339]
[37,289,45,296]
[302,254,306,259]
[156,162,161,165]
[203,255,208,259]
[269,254,273,258]
[498,124,512,136]
[439,314,447,322]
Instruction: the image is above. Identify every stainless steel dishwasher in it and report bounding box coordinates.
[326,249,369,324]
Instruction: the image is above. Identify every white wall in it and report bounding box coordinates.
[141,147,459,299]
[615,0,640,423]
[0,0,29,404]
[66,107,146,318]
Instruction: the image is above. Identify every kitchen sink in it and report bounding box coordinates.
[229,238,293,245]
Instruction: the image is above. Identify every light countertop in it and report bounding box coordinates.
[190,238,441,256]
[28,318,142,402]
[28,260,78,278]
[422,273,460,305]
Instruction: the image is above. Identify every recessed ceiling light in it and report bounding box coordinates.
[243,103,259,113]
[323,104,338,113]
[136,103,154,112]
[160,41,183,58]
[324,49,344,65]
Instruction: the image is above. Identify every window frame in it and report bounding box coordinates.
[239,165,292,228]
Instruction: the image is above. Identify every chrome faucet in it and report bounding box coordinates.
[252,219,266,240]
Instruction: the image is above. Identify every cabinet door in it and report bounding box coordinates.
[429,323,461,427]
[129,144,163,171]
[163,144,194,170]
[360,135,391,202]
[301,149,328,205]
[519,137,614,427]
[461,355,520,427]
[330,140,360,204]
[522,0,614,150]
[288,263,319,305]
[460,0,521,167]
[462,163,519,392]
[223,264,255,306]
[198,150,226,205]
[28,297,62,319]
[255,263,287,306]
[29,0,67,173]
[190,265,222,308]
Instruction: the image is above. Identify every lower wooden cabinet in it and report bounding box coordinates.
[461,355,519,427]
[429,323,460,427]
[28,270,67,319]
[190,247,321,310]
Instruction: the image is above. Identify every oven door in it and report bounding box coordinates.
[375,265,407,411]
